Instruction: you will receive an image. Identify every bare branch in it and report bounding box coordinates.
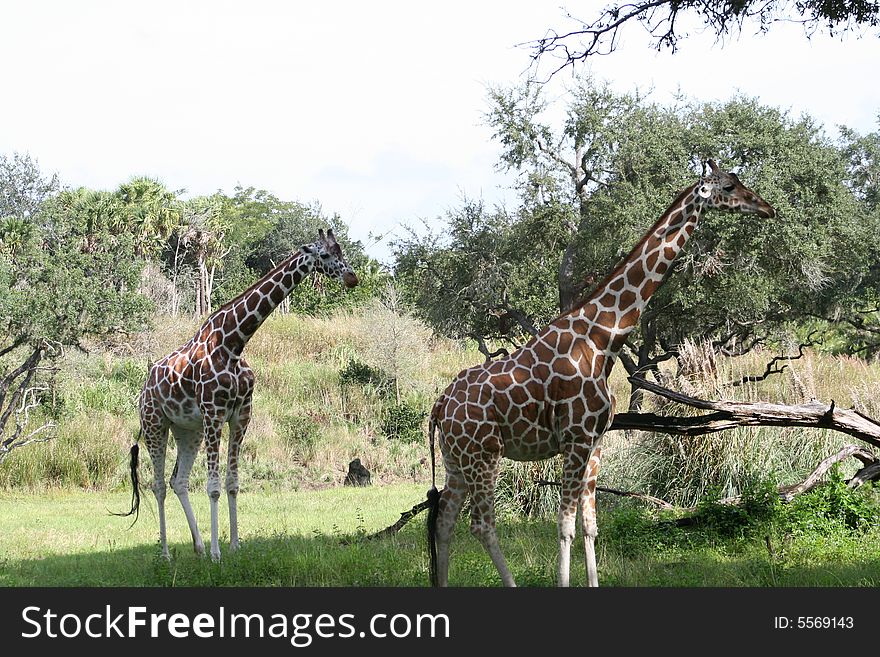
[522,0,880,80]
[537,479,676,509]
[724,330,821,387]
[777,445,877,501]
[0,422,55,465]
[612,376,880,450]
[470,334,510,364]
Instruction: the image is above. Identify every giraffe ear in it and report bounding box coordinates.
[302,245,315,255]
[698,184,712,199]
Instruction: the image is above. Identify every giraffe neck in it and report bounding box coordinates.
[570,182,704,355]
[201,249,316,357]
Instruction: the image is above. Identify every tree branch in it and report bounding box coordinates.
[470,334,510,363]
[723,330,821,387]
[611,376,880,450]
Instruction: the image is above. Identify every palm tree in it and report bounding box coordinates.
[178,195,230,316]
[0,216,32,256]
[115,176,183,257]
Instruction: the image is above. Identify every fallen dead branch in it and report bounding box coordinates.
[612,376,880,450]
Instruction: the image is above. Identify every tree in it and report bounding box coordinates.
[115,176,183,258]
[393,199,554,356]
[394,79,879,400]
[528,0,880,77]
[815,122,880,356]
[1,153,151,465]
[177,194,230,317]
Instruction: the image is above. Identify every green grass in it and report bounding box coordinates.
[2,484,879,587]
[3,312,880,587]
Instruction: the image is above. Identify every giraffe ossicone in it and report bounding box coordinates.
[426,161,775,587]
[115,229,358,561]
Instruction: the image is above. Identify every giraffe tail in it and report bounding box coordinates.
[426,415,441,587]
[110,432,141,527]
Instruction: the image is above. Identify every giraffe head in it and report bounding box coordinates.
[696,159,775,218]
[307,228,359,288]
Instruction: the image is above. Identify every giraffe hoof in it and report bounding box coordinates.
[210,551,222,563]
[194,543,206,557]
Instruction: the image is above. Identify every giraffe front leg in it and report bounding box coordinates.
[579,444,602,588]
[203,415,226,562]
[226,396,252,553]
[559,442,593,588]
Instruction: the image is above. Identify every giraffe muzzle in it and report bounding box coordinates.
[342,272,359,288]
[757,203,776,219]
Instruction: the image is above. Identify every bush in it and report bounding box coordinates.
[278,415,322,463]
[380,400,426,442]
[695,476,780,537]
[339,357,387,391]
[783,467,879,533]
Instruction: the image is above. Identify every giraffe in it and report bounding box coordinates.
[116,229,358,561]
[425,160,775,587]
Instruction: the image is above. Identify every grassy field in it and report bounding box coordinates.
[2,310,880,587]
[2,483,879,587]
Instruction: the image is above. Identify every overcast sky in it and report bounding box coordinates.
[2,1,878,262]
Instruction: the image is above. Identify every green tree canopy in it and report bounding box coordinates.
[394,79,880,368]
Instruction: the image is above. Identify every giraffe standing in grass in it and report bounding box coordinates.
[117,229,358,561]
[426,160,775,587]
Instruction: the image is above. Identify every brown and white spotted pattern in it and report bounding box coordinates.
[427,160,775,587]
[130,229,357,561]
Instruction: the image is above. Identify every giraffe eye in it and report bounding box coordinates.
[723,185,735,193]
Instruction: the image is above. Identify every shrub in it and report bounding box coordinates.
[694,475,780,537]
[380,400,426,442]
[277,415,322,463]
[783,467,879,533]
[339,357,387,391]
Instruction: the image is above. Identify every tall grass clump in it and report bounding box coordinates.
[603,340,872,508]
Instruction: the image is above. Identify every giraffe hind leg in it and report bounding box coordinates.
[465,452,516,587]
[559,441,597,587]
[142,420,171,559]
[579,445,602,588]
[434,469,467,587]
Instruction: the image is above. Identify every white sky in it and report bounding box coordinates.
[1,1,878,263]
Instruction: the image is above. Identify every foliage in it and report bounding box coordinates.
[394,200,558,343]
[115,176,183,258]
[1,156,151,349]
[783,467,880,533]
[380,400,426,443]
[695,476,780,537]
[203,186,387,315]
[394,79,880,365]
